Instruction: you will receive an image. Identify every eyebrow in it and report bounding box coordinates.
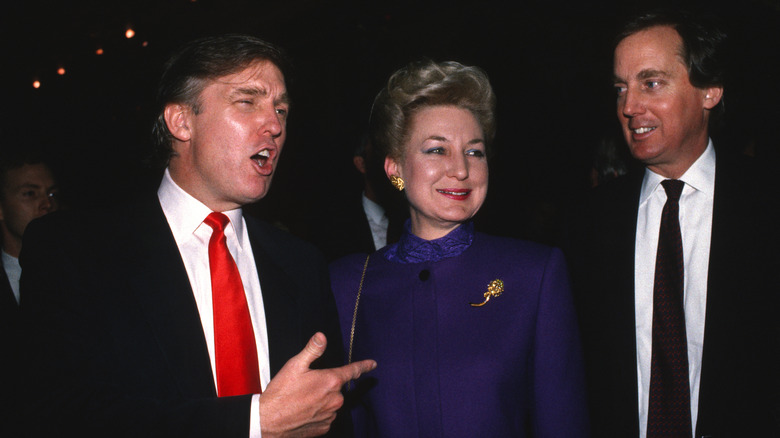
[231,87,290,106]
[614,68,670,83]
[427,135,485,145]
[12,182,45,191]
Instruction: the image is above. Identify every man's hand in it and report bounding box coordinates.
[258,332,377,437]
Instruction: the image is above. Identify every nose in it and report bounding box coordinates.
[259,107,283,138]
[447,154,469,181]
[39,194,53,213]
[620,87,645,118]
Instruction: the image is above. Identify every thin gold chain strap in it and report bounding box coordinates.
[347,254,370,366]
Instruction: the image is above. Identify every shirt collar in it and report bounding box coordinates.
[157,168,245,246]
[640,139,716,204]
[361,192,387,224]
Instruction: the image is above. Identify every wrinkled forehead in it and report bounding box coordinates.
[614,26,687,75]
[210,60,289,102]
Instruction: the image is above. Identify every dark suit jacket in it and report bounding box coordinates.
[565,151,780,437]
[1,259,22,438]
[18,194,346,437]
[309,191,404,263]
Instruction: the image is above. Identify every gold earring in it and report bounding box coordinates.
[389,175,405,191]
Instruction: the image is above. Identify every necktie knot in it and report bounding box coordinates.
[204,212,230,234]
[661,179,684,203]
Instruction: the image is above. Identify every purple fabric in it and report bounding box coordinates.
[330,229,589,437]
[385,221,474,263]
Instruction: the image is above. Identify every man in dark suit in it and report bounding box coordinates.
[20,34,375,438]
[566,10,779,438]
[0,149,59,438]
[0,150,59,309]
[309,134,405,262]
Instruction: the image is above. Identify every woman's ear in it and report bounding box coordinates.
[384,156,400,180]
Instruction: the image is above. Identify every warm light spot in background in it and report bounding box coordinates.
[32,80,41,89]
[96,47,104,55]
[125,28,135,39]
[57,67,66,75]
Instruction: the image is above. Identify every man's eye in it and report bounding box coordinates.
[645,81,660,89]
[615,86,627,96]
[275,108,288,117]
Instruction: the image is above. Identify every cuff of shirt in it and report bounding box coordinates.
[250,393,262,438]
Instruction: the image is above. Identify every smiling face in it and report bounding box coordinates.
[385,105,488,240]
[613,25,722,178]
[166,59,289,211]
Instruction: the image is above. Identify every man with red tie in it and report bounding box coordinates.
[566,9,779,438]
[20,34,375,438]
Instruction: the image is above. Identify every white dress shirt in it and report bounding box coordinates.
[635,141,715,438]
[2,250,21,303]
[361,192,389,251]
[158,168,267,437]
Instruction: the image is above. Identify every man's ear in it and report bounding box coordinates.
[163,103,192,142]
[384,156,400,180]
[703,86,724,110]
[353,155,367,175]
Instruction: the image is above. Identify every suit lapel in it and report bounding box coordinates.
[245,218,301,377]
[611,175,644,435]
[125,197,216,397]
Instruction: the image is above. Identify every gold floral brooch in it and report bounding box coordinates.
[470,279,504,307]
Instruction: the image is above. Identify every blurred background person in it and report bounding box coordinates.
[329,59,588,437]
[309,132,405,262]
[0,146,59,307]
[0,145,60,438]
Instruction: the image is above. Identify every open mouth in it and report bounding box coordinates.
[252,149,271,167]
[437,189,471,200]
[437,189,470,196]
[631,126,656,134]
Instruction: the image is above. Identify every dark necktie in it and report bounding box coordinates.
[647,179,691,437]
[204,212,262,397]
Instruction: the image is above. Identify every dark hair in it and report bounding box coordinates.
[615,9,728,120]
[0,147,51,201]
[369,59,496,160]
[151,34,290,166]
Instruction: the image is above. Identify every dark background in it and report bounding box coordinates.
[3,0,779,246]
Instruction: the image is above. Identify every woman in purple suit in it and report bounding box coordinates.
[329,59,588,437]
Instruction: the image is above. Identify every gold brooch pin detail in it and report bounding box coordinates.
[470,279,504,307]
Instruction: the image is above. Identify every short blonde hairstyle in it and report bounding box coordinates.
[369,59,497,160]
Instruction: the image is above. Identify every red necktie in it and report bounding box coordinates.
[204,212,262,397]
[647,180,691,437]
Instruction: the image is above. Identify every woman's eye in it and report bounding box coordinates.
[425,147,445,155]
[467,149,485,158]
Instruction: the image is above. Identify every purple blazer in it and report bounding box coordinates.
[329,223,589,437]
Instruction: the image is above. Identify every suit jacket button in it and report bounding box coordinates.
[418,269,430,281]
